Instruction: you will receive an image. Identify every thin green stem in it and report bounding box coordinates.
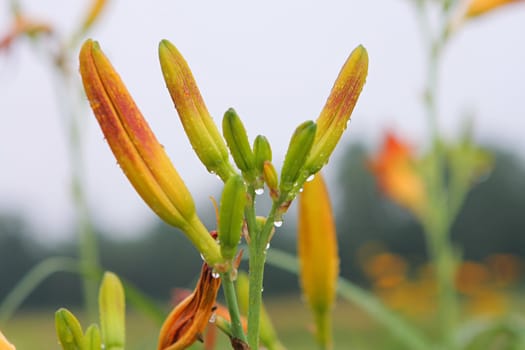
[221,271,247,344]
[0,257,82,325]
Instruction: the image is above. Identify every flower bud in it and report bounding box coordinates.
[298,173,339,349]
[306,45,368,175]
[55,308,84,350]
[99,272,125,350]
[219,175,246,260]
[83,324,102,350]
[222,108,256,181]
[79,39,222,266]
[262,161,279,200]
[253,135,272,172]
[280,121,317,194]
[465,0,523,17]
[158,39,235,181]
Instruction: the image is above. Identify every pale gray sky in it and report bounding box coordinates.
[1,1,524,241]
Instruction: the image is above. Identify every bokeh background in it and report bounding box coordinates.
[1,1,525,348]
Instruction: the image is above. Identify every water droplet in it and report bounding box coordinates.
[211,271,220,279]
[200,253,205,261]
[265,242,271,250]
[274,220,283,228]
[261,287,264,292]
[209,313,216,323]
[299,187,304,193]
[215,175,222,181]
[306,174,315,182]
[255,187,264,195]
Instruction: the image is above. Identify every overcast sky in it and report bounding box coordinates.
[1,1,524,241]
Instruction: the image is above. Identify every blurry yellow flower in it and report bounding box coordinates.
[465,0,525,17]
[298,173,339,349]
[368,132,426,218]
[79,39,222,266]
[158,263,221,350]
[0,330,15,350]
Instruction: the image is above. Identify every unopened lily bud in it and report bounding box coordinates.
[298,173,339,349]
[222,108,256,181]
[99,272,125,350]
[306,45,368,175]
[263,161,279,200]
[253,135,272,172]
[55,308,84,350]
[79,39,222,266]
[219,175,246,260]
[158,39,235,181]
[280,121,317,194]
[465,0,524,17]
[83,324,102,350]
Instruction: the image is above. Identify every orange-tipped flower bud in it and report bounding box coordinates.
[298,173,339,349]
[79,39,222,266]
[306,45,368,175]
[158,39,236,182]
[158,263,221,350]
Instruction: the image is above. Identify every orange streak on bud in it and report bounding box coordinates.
[298,173,339,349]
[368,133,426,218]
[466,0,524,17]
[79,39,222,265]
[158,264,221,350]
[159,40,235,181]
[306,46,368,174]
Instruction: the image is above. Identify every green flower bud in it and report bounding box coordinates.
[253,135,272,173]
[219,175,246,260]
[159,39,235,181]
[99,272,125,350]
[280,121,317,194]
[222,108,256,181]
[83,325,102,350]
[55,308,84,350]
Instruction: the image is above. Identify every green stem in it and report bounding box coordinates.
[0,257,82,325]
[246,198,280,349]
[264,249,433,350]
[221,271,247,344]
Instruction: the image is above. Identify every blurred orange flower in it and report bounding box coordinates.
[0,330,15,350]
[368,133,426,218]
[158,263,221,350]
[465,0,525,17]
[0,15,53,52]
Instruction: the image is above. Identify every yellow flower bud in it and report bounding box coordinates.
[83,325,102,350]
[79,39,222,265]
[298,173,339,349]
[263,161,279,201]
[306,45,368,175]
[99,272,125,350]
[158,39,236,181]
[465,0,524,17]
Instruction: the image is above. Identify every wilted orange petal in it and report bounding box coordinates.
[158,263,221,350]
[298,173,338,348]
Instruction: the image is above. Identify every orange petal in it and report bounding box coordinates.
[298,173,339,348]
[0,330,15,350]
[158,263,221,350]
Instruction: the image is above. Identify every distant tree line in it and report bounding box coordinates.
[1,142,524,307]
